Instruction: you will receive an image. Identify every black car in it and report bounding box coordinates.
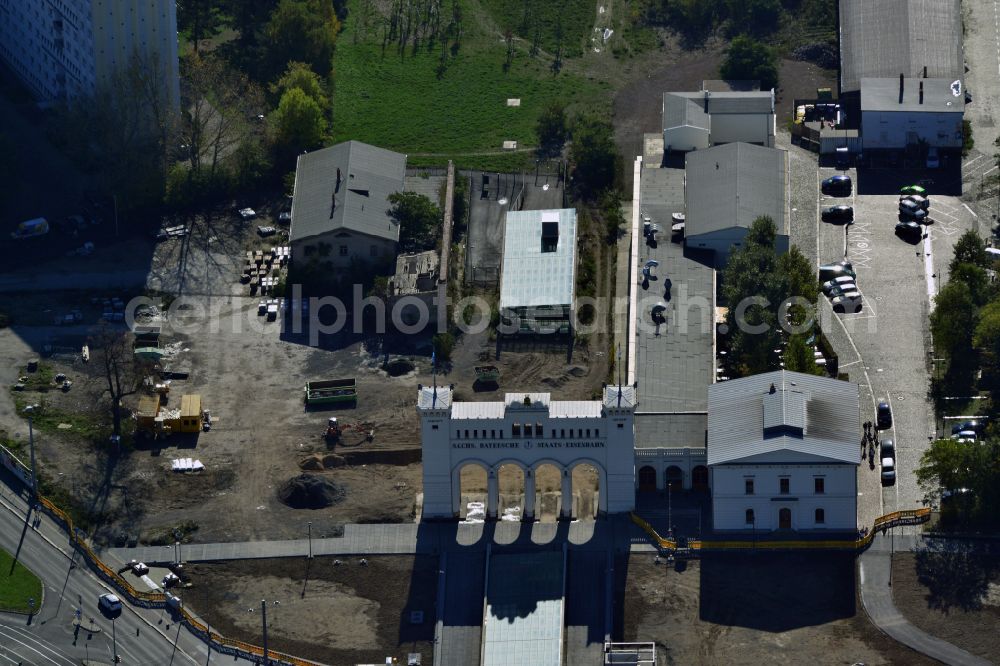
[951,420,983,435]
[876,401,892,430]
[821,175,852,196]
[818,261,856,281]
[895,220,923,237]
[821,205,854,223]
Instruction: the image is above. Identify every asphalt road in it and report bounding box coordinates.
[0,487,235,666]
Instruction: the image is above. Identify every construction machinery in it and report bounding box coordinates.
[474,365,500,386]
[324,417,374,445]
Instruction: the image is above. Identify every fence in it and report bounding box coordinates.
[631,507,931,553]
[34,494,323,666]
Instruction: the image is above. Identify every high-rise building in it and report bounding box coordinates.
[0,0,179,111]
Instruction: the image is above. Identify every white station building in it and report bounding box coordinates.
[418,384,637,520]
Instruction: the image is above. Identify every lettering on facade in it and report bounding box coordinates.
[450,441,606,450]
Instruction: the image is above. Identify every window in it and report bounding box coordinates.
[339,245,348,256]
[536,423,543,437]
[512,423,521,437]
[595,429,599,437]
[560,429,565,438]
[815,508,825,524]
[464,430,469,438]
[473,430,478,438]
[491,430,495,438]
[745,509,755,525]
[745,479,754,495]
[525,424,533,437]
[431,425,438,430]
[617,423,624,429]
[370,245,378,257]
[814,478,825,494]
[779,478,790,494]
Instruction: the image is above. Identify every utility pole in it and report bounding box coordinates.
[261,599,268,665]
[112,616,119,663]
[888,526,895,587]
[307,522,313,559]
[667,481,673,539]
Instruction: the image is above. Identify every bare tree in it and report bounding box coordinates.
[93,325,145,442]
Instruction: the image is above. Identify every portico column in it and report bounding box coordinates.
[523,470,536,521]
[487,469,499,520]
[559,468,573,520]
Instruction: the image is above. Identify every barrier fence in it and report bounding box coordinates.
[631,508,932,553]
[35,495,322,666]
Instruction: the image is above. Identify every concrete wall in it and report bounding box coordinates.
[711,463,857,531]
[711,113,775,147]
[663,125,710,153]
[861,110,964,150]
[292,229,397,269]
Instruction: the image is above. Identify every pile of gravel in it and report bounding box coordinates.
[278,474,346,509]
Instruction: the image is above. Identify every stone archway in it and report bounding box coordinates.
[638,466,657,492]
[571,462,601,520]
[454,461,489,521]
[665,466,683,490]
[692,465,709,491]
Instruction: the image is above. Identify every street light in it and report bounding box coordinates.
[667,481,673,539]
[111,615,119,663]
[249,599,280,665]
[888,525,895,588]
[307,522,312,559]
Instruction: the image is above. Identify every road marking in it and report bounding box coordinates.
[0,626,77,666]
[0,628,67,665]
[963,203,979,218]
[924,227,937,308]
[963,154,986,169]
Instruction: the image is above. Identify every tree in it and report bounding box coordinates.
[389,192,442,252]
[223,0,277,45]
[270,61,328,107]
[264,0,340,77]
[950,230,991,272]
[950,262,994,307]
[784,334,824,375]
[569,115,622,197]
[93,326,146,442]
[535,102,567,157]
[726,0,781,36]
[178,0,225,52]
[720,35,778,90]
[916,437,1000,529]
[931,280,977,361]
[269,87,327,155]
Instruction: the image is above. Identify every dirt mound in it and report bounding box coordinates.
[300,456,324,471]
[299,454,347,471]
[278,474,345,509]
[322,454,346,468]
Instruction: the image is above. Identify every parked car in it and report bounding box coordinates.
[951,420,982,435]
[238,207,256,220]
[98,593,122,615]
[827,283,859,298]
[257,301,267,316]
[257,225,277,237]
[952,430,977,443]
[821,205,854,223]
[926,147,940,169]
[821,175,852,196]
[880,457,896,485]
[278,211,292,224]
[895,219,923,237]
[881,438,895,460]
[901,194,930,210]
[898,199,928,221]
[819,261,856,281]
[822,275,858,295]
[900,184,927,196]
[876,400,892,429]
[831,293,863,313]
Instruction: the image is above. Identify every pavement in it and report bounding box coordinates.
[0,487,234,666]
[859,534,992,666]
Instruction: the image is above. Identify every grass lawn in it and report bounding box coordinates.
[332,0,611,170]
[481,0,596,57]
[0,547,43,614]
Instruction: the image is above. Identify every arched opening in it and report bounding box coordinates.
[779,507,792,530]
[533,463,562,523]
[458,463,488,522]
[691,465,709,491]
[571,463,601,520]
[665,466,683,490]
[496,463,525,521]
[638,466,657,492]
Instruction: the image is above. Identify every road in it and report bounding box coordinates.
[0,486,242,666]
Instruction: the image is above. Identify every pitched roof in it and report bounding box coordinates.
[839,0,963,93]
[707,370,860,466]
[662,93,709,131]
[684,143,788,237]
[289,141,407,244]
[662,91,774,131]
[861,77,965,113]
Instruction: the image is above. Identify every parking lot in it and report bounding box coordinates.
[814,165,975,524]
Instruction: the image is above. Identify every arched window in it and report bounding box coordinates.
[745,509,755,525]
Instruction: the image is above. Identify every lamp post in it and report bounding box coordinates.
[307,522,313,559]
[251,599,280,665]
[111,615,119,663]
[888,526,895,587]
[24,404,39,502]
[667,481,673,539]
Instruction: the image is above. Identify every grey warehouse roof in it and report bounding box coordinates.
[707,370,860,466]
[839,0,963,94]
[290,140,406,244]
[500,208,577,311]
[685,142,788,237]
[861,77,965,113]
[662,90,773,131]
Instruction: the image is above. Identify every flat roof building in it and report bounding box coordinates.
[499,208,577,335]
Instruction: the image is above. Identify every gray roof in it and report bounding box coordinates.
[500,209,577,311]
[839,0,963,93]
[685,143,788,237]
[635,167,715,414]
[662,91,774,131]
[861,77,965,113]
[635,413,707,449]
[289,140,406,244]
[707,370,860,466]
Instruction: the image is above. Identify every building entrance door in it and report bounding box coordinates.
[778,507,792,529]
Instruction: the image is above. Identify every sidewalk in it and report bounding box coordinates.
[859,535,991,666]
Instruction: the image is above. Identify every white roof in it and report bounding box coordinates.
[708,370,860,466]
[441,391,606,420]
[499,208,577,310]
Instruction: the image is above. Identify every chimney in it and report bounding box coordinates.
[923,65,927,78]
[919,81,924,104]
[899,73,904,104]
[336,167,342,191]
[704,90,710,114]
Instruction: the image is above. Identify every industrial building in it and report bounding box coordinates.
[289,141,407,270]
[498,208,577,335]
[0,0,180,111]
[860,76,965,151]
[683,142,790,268]
[708,371,860,532]
[662,89,776,152]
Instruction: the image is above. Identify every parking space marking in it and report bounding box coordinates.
[924,227,937,309]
